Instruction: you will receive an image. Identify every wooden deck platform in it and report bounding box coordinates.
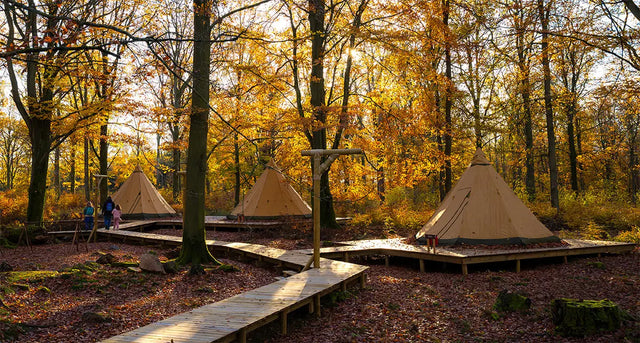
[317,238,637,274]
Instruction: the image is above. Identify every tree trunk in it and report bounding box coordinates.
[54,146,61,198]
[70,141,76,194]
[308,0,339,228]
[538,0,559,208]
[629,143,638,205]
[26,118,52,223]
[178,0,219,267]
[443,0,453,194]
[84,136,90,201]
[234,133,240,206]
[516,24,535,202]
[576,116,585,191]
[172,144,181,201]
[567,103,579,193]
[99,123,108,202]
[377,166,385,202]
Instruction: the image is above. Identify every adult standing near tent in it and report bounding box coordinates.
[83,201,94,231]
[102,196,115,230]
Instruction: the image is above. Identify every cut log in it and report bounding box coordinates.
[552,298,626,337]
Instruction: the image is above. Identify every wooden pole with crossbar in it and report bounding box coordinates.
[301,149,362,268]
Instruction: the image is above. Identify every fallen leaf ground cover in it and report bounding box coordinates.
[261,253,640,343]
[1,228,638,343]
[0,241,278,342]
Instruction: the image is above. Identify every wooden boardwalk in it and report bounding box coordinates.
[90,226,366,343]
[102,264,366,343]
[44,220,636,342]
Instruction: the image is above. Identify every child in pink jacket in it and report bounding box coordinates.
[112,204,122,230]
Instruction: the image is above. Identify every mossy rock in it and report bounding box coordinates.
[218,264,240,273]
[111,261,139,268]
[66,261,99,273]
[494,290,531,312]
[95,252,117,265]
[552,298,628,337]
[162,260,179,274]
[4,271,59,284]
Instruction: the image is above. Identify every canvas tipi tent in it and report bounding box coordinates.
[415,148,560,245]
[230,160,311,220]
[111,165,177,219]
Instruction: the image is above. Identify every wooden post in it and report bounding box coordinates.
[385,255,389,267]
[18,222,33,251]
[419,259,425,273]
[314,294,321,317]
[461,262,468,275]
[301,148,362,269]
[516,259,521,273]
[280,310,288,335]
[238,328,247,343]
[72,220,88,252]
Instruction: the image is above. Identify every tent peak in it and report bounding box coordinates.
[133,165,143,172]
[471,148,491,166]
[265,159,279,169]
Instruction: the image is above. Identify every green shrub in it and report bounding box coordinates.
[614,226,640,243]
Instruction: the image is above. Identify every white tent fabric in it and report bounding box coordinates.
[415,148,560,245]
[111,165,177,219]
[230,160,311,219]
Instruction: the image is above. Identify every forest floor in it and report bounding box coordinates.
[0,226,638,343]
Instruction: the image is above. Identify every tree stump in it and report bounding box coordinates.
[552,298,626,337]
